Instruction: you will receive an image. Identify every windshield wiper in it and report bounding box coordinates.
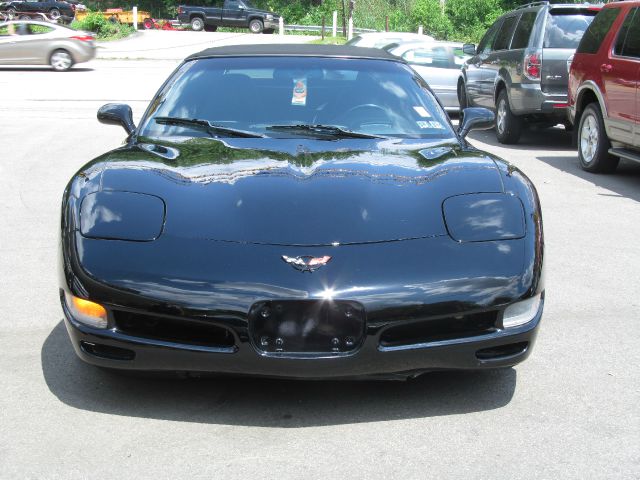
[154,116,264,138]
[266,124,387,139]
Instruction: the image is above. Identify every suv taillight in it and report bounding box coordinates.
[524,50,542,81]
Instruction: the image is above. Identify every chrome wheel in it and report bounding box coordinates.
[191,17,204,31]
[49,8,60,19]
[496,98,507,134]
[50,50,72,71]
[580,113,598,165]
[249,19,263,33]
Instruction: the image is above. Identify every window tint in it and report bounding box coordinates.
[452,47,468,66]
[31,24,54,34]
[402,46,465,69]
[578,8,620,54]
[478,20,502,54]
[494,16,518,50]
[544,12,596,48]
[511,12,537,49]
[615,8,640,58]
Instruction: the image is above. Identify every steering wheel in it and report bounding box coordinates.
[316,103,392,129]
[342,104,391,126]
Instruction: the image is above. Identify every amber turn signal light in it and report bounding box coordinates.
[64,292,108,329]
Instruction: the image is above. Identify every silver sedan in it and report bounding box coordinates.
[0,20,96,71]
[385,41,469,113]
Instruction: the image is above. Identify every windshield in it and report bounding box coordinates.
[139,57,455,140]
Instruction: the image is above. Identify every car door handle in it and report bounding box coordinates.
[600,64,613,73]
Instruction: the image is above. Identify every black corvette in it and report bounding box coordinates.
[59,45,544,379]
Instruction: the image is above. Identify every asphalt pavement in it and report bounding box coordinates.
[0,52,639,479]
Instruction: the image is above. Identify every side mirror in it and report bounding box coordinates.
[458,107,494,139]
[97,103,135,135]
[462,43,476,56]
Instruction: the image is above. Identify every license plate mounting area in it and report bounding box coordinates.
[249,300,365,355]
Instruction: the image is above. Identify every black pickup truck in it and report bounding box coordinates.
[1,0,75,21]
[177,0,280,33]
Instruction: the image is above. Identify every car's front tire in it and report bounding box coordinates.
[578,103,619,173]
[249,18,263,33]
[495,89,522,144]
[190,17,204,31]
[457,80,468,116]
[49,7,61,19]
[50,49,73,71]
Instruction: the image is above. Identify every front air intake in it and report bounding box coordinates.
[476,342,528,360]
[80,341,135,361]
[113,310,235,348]
[379,311,498,348]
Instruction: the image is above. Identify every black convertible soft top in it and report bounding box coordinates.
[186,44,402,62]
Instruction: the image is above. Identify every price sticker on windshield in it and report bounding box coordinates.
[292,78,308,106]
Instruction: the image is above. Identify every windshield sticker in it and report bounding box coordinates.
[292,78,307,106]
[417,120,445,129]
[413,106,431,118]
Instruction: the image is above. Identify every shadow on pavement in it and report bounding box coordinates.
[469,125,640,202]
[42,321,517,427]
[536,155,640,203]
[468,124,574,151]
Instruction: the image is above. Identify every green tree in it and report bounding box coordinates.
[445,0,503,42]
[411,0,452,39]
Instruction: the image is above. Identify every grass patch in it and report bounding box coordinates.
[309,36,348,45]
[71,12,135,41]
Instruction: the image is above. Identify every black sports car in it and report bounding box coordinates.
[59,45,544,380]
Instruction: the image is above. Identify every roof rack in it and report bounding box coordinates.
[516,1,549,10]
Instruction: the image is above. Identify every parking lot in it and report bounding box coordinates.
[1,56,639,479]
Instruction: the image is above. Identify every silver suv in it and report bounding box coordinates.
[458,1,600,144]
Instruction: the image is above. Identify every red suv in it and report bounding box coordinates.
[568,1,640,173]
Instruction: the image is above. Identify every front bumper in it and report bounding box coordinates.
[62,295,543,379]
[264,18,279,30]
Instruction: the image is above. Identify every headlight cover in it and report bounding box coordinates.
[79,191,165,241]
[442,193,525,242]
[502,293,542,329]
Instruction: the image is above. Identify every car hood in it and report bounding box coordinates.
[91,137,503,246]
[248,8,278,16]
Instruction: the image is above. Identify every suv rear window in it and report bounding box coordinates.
[544,12,597,48]
[577,8,620,54]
